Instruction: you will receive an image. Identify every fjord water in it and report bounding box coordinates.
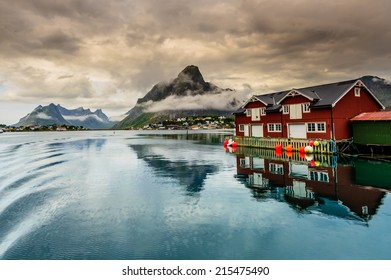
[0,131,390,260]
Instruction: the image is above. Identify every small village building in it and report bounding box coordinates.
[351,111,391,146]
[234,79,385,141]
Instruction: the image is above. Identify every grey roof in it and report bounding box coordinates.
[298,79,358,108]
[235,78,384,115]
[233,107,246,115]
[255,90,289,105]
[253,79,371,108]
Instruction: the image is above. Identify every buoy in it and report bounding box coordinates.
[285,145,293,152]
[231,141,237,148]
[286,151,293,157]
[223,140,228,146]
[309,140,314,146]
[310,159,316,166]
[305,154,314,161]
[275,144,282,151]
[314,140,320,147]
[275,149,282,157]
[315,160,321,166]
[304,145,313,153]
[299,146,305,153]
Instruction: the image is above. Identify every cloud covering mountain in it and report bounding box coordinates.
[114,65,249,129]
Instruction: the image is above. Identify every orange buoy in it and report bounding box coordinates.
[285,145,293,152]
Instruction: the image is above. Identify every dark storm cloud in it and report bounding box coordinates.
[0,0,391,123]
[40,32,81,54]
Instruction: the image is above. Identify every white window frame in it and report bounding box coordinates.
[246,109,251,117]
[268,123,282,132]
[302,103,311,113]
[282,105,289,114]
[317,122,326,132]
[307,123,316,132]
[239,124,245,132]
[309,170,329,182]
[307,122,326,133]
[355,87,361,97]
[260,107,266,116]
[269,163,284,175]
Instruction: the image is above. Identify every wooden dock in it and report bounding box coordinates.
[234,146,338,168]
[233,136,337,155]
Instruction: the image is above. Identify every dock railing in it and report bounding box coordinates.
[234,146,337,167]
[233,136,336,155]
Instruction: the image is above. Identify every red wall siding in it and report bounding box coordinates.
[280,96,333,139]
[332,87,382,139]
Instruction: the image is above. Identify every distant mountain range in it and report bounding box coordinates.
[113,65,242,129]
[12,69,391,130]
[14,103,115,129]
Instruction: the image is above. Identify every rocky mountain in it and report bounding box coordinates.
[360,75,391,108]
[114,65,240,129]
[15,104,115,129]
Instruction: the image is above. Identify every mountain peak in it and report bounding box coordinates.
[177,65,205,84]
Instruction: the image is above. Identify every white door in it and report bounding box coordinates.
[251,108,260,121]
[290,104,302,119]
[251,124,263,137]
[288,123,306,138]
[244,125,250,136]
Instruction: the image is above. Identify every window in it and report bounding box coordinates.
[269,163,284,175]
[307,123,316,132]
[302,103,311,113]
[307,122,326,133]
[309,170,329,182]
[239,124,245,132]
[282,105,289,114]
[260,107,266,116]
[246,109,251,117]
[355,87,361,97]
[317,123,325,132]
[268,123,282,132]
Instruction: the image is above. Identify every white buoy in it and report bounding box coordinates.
[304,145,314,153]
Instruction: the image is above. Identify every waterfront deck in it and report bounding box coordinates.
[233,136,337,155]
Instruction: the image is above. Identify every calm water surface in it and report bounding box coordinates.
[0,130,390,260]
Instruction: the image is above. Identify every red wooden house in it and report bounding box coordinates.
[234,79,385,140]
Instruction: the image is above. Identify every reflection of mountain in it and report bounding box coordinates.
[129,144,218,194]
[47,138,107,151]
[234,148,390,222]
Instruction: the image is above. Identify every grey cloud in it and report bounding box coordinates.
[40,31,81,54]
[1,0,391,121]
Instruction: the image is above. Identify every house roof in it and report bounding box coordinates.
[299,79,358,108]
[351,111,391,121]
[239,78,385,112]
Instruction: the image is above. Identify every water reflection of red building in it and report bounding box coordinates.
[235,150,388,221]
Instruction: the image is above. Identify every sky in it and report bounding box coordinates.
[1,0,391,125]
